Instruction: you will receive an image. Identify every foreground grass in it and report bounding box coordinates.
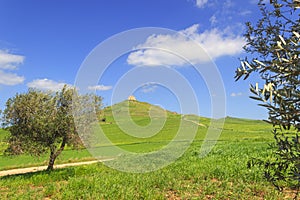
[0,140,292,199]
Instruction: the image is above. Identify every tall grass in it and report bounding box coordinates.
[0,140,289,199]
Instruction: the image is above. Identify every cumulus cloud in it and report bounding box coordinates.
[0,50,25,85]
[0,70,25,85]
[127,24,245,67]
[230,92,243,97]
[0,50,24,70]
[87,85,112,91]
[27,79,70,91]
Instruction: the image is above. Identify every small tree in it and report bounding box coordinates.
[1,86,102,170]
[235,0,300,194]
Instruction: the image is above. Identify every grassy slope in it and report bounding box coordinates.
[0,101,291,199]
[101,100,183,152]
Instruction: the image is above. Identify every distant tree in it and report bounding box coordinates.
[235,0,300,194]
[2,86,103,170]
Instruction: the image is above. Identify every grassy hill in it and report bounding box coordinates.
[100,100,197,153]
[103,100,182,124]
[0,100,290,199]
[0,100,272,169]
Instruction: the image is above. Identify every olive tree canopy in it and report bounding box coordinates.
[235,0,300,193]
[2,86,102,170]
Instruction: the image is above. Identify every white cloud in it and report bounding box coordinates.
[0,50,24,70]
[27,79,70,91]
[0,50,25,86]
[230,92,243,97]
[127,24,245,67]
[195,0,208,8]
[87,85,112,91]
[0,70,25,85]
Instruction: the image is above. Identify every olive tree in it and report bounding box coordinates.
[235,0,300,193]
[2,86,102,170]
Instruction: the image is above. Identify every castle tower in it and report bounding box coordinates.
[128,95,136,101]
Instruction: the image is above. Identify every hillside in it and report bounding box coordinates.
[103,100,180,123]
[98,100,199,153]
[0,100,273,170]
[102,100,211,127]
[94,100,271,154]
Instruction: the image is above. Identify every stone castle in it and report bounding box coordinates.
[128,95,136,101]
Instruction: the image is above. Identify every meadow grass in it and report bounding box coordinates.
[0,140,290,199]
[0,101,293,199]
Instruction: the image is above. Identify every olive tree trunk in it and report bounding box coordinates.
[47,137,67,171]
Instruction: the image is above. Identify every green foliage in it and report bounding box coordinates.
[235,0,300,195]
[1,86,102,170]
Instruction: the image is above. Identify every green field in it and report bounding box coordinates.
[0,101,294,199]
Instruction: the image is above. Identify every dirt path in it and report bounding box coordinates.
[182,116,207,128]
[0,158,113,177]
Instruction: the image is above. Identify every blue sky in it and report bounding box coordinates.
[0,0,269,119]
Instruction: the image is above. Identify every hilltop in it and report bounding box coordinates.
[102,100,211,126]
